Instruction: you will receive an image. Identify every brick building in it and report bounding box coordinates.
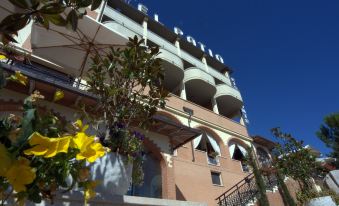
[0,1,290,205]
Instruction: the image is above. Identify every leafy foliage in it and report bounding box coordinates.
[296,188,339,205]
[271,128,318,197]
[0,0,103,43]
[275,169,296,206]
[317,113,339,168]
[0,91,107,205]
[245,146,270,206]
[86,36,168,185]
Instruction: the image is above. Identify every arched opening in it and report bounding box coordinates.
[229,140,250,172]
[127,147,162,198]
[193,132,221,165]
[256,147,271,168]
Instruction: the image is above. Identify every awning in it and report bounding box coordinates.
[151,115,202,150]
[31,15,128,78]
[252,136,277,150]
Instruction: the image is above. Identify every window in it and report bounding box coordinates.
[211,171,222,186]
[257,147,271,168]
[229,142,250,172]
[193,132,221,165]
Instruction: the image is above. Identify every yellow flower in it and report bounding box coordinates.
[0,54,7,60]
[53,90,64,102]
[84,181,98,203]
[8,71,28,86]
[0,144,12,177]
[72,132,105,163]
[24,132,71,158]
[74,119,89,132]
[6,158,36,192]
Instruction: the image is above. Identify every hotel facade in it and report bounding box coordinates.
[0,1,292,205]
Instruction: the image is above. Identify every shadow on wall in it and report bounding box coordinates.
[176,185,186,201]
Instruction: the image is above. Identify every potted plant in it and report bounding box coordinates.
[0,85,107,205]
[0,0,168,203]
[84,36,168,197]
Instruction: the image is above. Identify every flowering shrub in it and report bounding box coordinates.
[0,90,107,205]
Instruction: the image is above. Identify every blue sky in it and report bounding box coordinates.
[132,0,339,155]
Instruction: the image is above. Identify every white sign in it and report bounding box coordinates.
[137,3,224,64]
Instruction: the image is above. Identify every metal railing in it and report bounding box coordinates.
[216,170,278,206]
[216,173,258,206]
[0,61,95,98]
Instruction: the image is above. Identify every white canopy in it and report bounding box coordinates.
[229,142,247,158]
[193,134,203,149]
[31,16,128,77]
[206,134,221,155]
[193,133,221,155]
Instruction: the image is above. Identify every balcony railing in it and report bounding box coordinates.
[0,61,94,98]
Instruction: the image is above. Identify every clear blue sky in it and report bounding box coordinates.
[132,0,339,155]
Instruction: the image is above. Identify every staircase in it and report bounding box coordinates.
[215,173,278,206]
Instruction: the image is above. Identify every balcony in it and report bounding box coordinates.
[103,21,141,40]
[184,67,216,108]
[158,49,184,93]
[214,84,243,118]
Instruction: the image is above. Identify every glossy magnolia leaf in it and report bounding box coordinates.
[0,14,29,33]
[91,0,102,11]
[67,10,78,31]
[2,34,18,44]
[43,14,67,27]
[40,3,66,15]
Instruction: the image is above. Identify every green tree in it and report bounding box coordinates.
[317,113,339,168]
[0,0,102,43]
[271,128,318,203]
[275,169,296,206]
[246,146,270,206]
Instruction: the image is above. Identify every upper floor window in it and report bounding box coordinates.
[229,142,249,172]
[193,132,221,165]
[256,147,271,168]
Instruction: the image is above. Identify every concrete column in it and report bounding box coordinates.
[224,71,230,78]
[174,38,182,57]
[211,98,219,114]
[160,155,176,200]
[240,116,246,126]
[180,82,187,100]
[201,56,209,72]
[142,18,148,45]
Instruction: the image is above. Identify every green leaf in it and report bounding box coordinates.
[16,107,36,146]
[91,0,102,11]
[43,14,67,27]
[0,14,29,33]
[40,3,66,15]
[67,10,78,31]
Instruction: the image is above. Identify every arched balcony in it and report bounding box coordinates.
[158,49,184,93]
[215,84,243,118]
[184,67,216,108]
